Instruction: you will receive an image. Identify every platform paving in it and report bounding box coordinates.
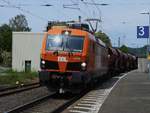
[99,70,150,113]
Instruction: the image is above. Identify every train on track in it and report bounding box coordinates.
[39,21,138,93]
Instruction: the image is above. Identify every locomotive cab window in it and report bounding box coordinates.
[46,35,63,51]
[64,36,84,52]
[46,35,84,52]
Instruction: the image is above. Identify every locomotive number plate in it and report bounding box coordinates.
[58,57,68,62]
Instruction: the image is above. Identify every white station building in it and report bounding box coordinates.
[12,32,45,72]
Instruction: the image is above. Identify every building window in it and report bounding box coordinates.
[25,60,31,72]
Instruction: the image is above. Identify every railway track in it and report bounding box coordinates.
[2,77,113,113]
[0,82,40,97]
[51,92,87,113]
[4,93,56,113]
[3,74,125,113]
[3,90,87,113]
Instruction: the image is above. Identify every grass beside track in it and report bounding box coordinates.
[0,70,38,86]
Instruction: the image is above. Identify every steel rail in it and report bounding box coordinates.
[0,83,40,97]
[4,93,56,113]
[51,91,89,113]
[0,82,39,92]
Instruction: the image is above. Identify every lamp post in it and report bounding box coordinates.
[140,12,150,73]
[122,21,126,46]
[140,12,150,56]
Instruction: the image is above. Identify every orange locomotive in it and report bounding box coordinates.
[39,23,109,93]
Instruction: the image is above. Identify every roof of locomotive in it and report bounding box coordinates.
[47,27,88,36]
[47,21,90,32]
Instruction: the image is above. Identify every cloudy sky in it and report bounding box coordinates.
[0,0,150,48]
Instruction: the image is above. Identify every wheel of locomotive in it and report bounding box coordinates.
[81,75,87,89]
[112,70,117,77]
[106,71,112,79]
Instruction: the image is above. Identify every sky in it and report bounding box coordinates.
[0,0,150,48]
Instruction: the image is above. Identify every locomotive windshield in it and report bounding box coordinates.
[46,35,84,52]
[46,35,63,51]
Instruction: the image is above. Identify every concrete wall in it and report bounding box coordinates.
[138,58,149,73]
[12,32,45,72]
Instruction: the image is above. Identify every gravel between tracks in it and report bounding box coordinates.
[0,84,11,90]
[20,93,76,113]
[21,97,67,113]
[0,86,51,113]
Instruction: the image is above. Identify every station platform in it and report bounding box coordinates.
[99,70,150,113]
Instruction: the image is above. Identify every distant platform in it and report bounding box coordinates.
[99,70,150,113]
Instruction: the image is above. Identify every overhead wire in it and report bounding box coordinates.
[63,4,80,10]
[90,0,102,20]
[0,4,13,7]
[0,0,107,33]
[79,0,112,39]
[67,0,89,21]
[78,1,90,19]
[80,0,93,18]
[81,2,108,6]
[70,0,77,4]
[1,0,49,21]
[63,0,80,10]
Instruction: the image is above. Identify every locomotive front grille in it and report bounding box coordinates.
[41,60,59,70]
[66,62,81,71]
[46,61,59,70]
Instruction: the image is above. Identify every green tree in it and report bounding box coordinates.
[119,45,129,53]
[9,14,31,31]
[0,24,12,51]
[95,31,112,47]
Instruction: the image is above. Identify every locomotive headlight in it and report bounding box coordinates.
[81,62,86,71]
[41,60,46,69]
[41,60,45,64]
[64,31,69,35]
[81,62,86,67]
